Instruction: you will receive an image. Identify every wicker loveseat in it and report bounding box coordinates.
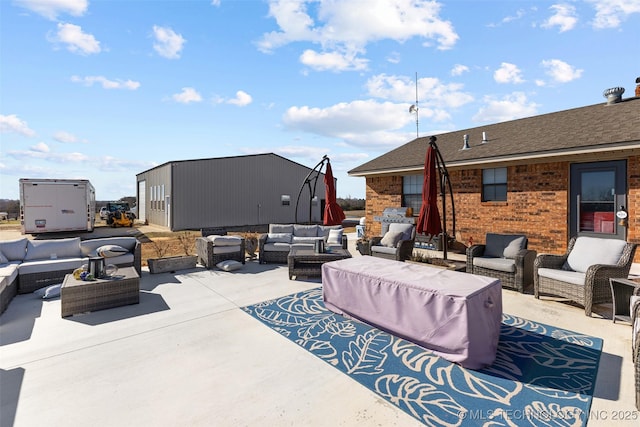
[0,236,141,313]
[534,236,637,316]
[259,224,347,264]
[466,233,536,293]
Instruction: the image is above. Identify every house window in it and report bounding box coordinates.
[402,175,422,214]
[482,168,507,202]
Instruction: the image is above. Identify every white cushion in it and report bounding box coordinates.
[381,231,403,248]
[502,236,527,258]
[24,238,82,261]
[207,235,242,246]
[565,237,627,273]
[0,238,28,261]
[267,233,291,243]
[216,260,242,272]
[388,223,414,241]
[327,229,343,245]
[96,244,129,258]
[317,225,342,238]
[291,236,323,244]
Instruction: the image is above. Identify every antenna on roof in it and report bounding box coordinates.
[409,72,419,138]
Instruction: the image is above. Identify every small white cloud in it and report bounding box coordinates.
[494,62,525,84]
[50,22,101,55]
[542,4,578,32]
[53,131,85,143]
[300,49,368,72]
[31,142,50,153]
[211,0,221,6]
[172,87,202,104]
[386,52,401,64]
[14,0,88,20]
[473,92,539,123]
[227,91,253,107]
[451,64,469,76]
[0,114,36,137]
[153,25,186,59]
[541,59,583,83]
[70,75,140,90]
[587,0,640,29]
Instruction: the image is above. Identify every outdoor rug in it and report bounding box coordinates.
[242,287,603,427]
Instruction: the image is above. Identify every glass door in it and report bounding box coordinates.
[570,160,627,239]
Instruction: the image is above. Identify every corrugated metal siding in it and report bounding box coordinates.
[160,154,325,230]
[136,164,172,228]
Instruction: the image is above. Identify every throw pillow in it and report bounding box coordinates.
[502,236,526,259]
[34,284,62,299]
[216,260,243,272]
[96,244,129,258]
[327,229,343,245]
[380,230,403,248]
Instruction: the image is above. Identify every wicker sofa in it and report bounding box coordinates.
[534,236,637,316]
[259,224,347,264]
[466,233,537,293]
[0,236,141,313]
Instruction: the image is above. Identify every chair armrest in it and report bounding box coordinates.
[133,240,142,276]
[397,239,415,262]
[534,253,566,270]
[467,244,486,258]
[370,236,383,246]
[341,234,348,249]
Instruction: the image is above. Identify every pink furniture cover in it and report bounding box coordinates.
[322,256,503,369]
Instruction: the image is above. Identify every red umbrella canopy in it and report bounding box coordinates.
[416,145,442,236]
[323,161,346,226]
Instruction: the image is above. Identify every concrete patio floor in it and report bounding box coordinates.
[1,234,639,426]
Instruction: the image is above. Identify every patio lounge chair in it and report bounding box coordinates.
[369,223,415,262]
[466,233,536,293]
[534,236,637,316]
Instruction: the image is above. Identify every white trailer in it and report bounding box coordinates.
[20,179,96,234]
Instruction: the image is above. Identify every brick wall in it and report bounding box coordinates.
[364,155,639,263]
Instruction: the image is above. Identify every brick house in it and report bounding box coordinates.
[349,92,640,263]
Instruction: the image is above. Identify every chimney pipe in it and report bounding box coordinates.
[481,131,488,143]
[603,87,625,105]
[462,134,470,150]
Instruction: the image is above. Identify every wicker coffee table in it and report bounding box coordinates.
[288,246,351,280]
[61,266,140,317]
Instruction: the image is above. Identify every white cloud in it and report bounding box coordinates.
[542,4,578,32]
[587,0,640,29]
[451,64,469,76]
[70,75,141,90]
[211,0,221,6]
[153,25,186,59]
[0,114,36,137]
[49,22,101,55]
[172,87,202,104]
[300,49,368,72]
[258,0,458,72]
[31,142,50,153]
[541,59,583,83]
[227,91,253,107]
[15,0,88,20]
[53,131,83,143]
[473,92,539,123]
[494,62,525,84]
[8,148,89,163]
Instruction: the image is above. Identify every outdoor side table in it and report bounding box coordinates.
[61,266,140,317]
[288,247,351,280]
[609,277,640,323]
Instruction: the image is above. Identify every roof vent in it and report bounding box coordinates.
[461,134,470,150]
[603,86,625,105]
[481,131,488,144]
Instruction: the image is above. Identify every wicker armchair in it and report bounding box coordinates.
[632,288,640,410]
[370,223,415,262]
[534,236,637,316]
[195,236,245,269]
[466,233,536,293]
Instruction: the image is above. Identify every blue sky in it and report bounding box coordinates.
[1,0,639,201]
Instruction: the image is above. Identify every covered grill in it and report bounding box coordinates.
[374,207,414,234]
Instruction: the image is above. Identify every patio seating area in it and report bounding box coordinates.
[1,233,639,426]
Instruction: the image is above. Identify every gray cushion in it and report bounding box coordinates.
[565,237,627,273]
[474,257,516,273]
[388,223,414,241]
[381,231,403,248]
[537,267,586,286]
[317,225,342,238]
[269,224,294,234]
[206,235,242,246]
[293,224,318,237]
[484,234,527,258]
[267,233,291,243]
[0,238,28,261]
[81,237,137,256]
[24,238,82,261]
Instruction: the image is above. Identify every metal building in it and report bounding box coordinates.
[135,153,328,231]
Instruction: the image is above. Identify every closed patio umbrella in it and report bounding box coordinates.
[416,143,442,237]
[323,161,345,226]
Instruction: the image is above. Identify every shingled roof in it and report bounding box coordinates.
[349,96,640,176]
